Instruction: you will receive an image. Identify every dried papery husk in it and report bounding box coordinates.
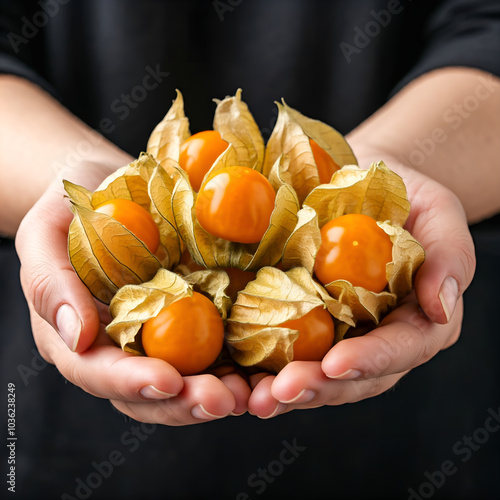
[227,266,349,372]
[106,268,230,355]
[263,101,357,203]
[147,89,263,192]
[148,158,187,269]
[280,161,424,332]
[213,88,265,172]
[281,205,322,274]
[282,162,413,274]
[146,89,190,165]
[171,146,300,272]
[65,154,182,303]
[303,161,411,227]
[316,220,424,333]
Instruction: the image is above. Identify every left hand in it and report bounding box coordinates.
[248,159,475,418]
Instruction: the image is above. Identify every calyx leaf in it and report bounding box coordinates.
[263,101,357,203]
[106,268,230,355]
[227,267,346,372]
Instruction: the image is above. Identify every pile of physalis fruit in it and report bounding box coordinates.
[64,89,425,377]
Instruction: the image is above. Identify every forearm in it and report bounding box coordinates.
[0,75,132,237]
[347,67,500,224]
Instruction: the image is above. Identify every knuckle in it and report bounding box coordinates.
[23,262,55,319]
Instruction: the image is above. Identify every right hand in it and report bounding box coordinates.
[15,161,250,425]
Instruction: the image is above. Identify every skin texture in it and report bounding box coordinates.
[4,66,498,423]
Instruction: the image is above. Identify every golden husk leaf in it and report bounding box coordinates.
[67,204,162,304]
[106,268,230,355]
[281,205,321,274]
[171,147,300,272]
[318,220,424,330]
[227,267,346,372]
[65,154,182,303]
[146,89,190,165]
[213,88,265,171]
[303,161,411,227]
[280,161,424,331]
[262,101,357,203]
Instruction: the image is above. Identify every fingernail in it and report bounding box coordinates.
[56,304,81,352]
[280,389,316,404]
[326,368,362,380]
[229,410,247,417]
[139,385,176,400]
[191,404,227,420]
[439,276,459,323]
[259,402,287,419]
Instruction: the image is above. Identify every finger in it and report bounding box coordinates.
[110,375,237,425]
[408,181,475,324]
[16,183,100,353]
[270,361,406,410]
[249,372,271,389]
[219,372,251,416]
[31,311,184,402]
[248,375,288,419]
[320,296,463,381]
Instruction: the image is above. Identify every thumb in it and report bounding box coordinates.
[410,182,476,324]
[16,181,100,353]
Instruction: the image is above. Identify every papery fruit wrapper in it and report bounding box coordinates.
[213,88,265,171]
[64,153,182,304]
[227,267,351,373]
[146,90,190,165]
[263,101,358,203]
[106,268,231,355]
[281,161,425,333]
[146,89,265,186]
[170,146,300,272]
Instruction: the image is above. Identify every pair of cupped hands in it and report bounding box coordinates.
[15,149,475,426]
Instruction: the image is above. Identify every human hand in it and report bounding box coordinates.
[15,161,250,425]
[247,157,475,418]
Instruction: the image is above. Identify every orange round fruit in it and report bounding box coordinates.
[94,198,160,254]
[141,292,224,376]
[309,139,340,184]
[179,130,229,191]
[279,306,335,361]
[195,166,276,244]
[314,213,393,292]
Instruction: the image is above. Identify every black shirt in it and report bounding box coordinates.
[2,0,500,155]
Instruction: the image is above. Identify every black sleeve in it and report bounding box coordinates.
[394,0,500,92]
[0,0,57,95]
